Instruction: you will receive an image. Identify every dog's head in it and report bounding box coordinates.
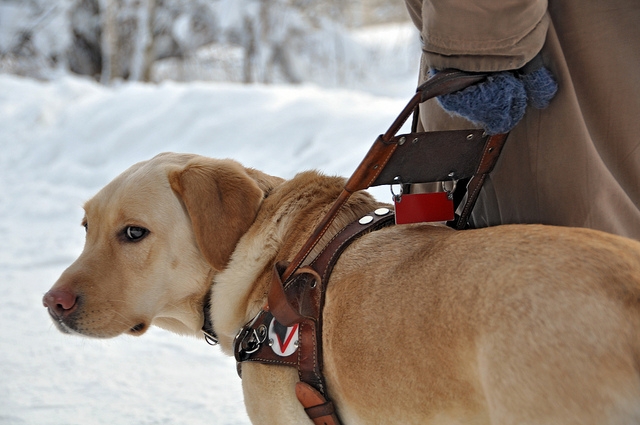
[43,153,275,338]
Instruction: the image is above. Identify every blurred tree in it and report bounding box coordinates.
[0,1,72,78]
[0,0,410,84]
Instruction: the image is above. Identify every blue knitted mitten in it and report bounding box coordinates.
[437,72,527,135]
[434,63,558,135]
[520,66,558,109]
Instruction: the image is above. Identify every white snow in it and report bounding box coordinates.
[0,26,420,425]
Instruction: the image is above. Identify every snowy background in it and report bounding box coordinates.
[0,2,421,423]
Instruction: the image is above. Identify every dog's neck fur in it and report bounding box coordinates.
[210,171,383,354]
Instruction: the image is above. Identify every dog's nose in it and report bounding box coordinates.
[42,290,78,318]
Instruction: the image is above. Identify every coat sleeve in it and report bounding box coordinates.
[405,0,549,72]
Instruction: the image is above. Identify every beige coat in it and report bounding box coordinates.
[405,0,640,240]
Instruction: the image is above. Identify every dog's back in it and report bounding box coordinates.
[322,223,640,425]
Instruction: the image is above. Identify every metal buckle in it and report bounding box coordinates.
[202,330,219,346]
[442,173,458,200]
[390,176,403,203]
[241,324,268,355]
[234,313,268,362]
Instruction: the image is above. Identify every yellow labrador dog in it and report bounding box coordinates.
[44,152,640,424]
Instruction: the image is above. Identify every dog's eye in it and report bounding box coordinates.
[124,226,148,242]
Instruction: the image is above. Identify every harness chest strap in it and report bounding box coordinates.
[234,209,396,425]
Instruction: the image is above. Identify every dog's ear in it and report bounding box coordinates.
[168,158,264,270]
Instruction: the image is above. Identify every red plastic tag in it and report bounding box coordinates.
[394,192,454,225]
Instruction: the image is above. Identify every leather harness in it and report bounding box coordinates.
[202,70,510,424]
[234,208,395,425]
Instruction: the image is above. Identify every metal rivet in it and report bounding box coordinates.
[488,147,494,153]
[412,137,419,144]
[268,339,274,347]
[359,215,374,225]
[466,134,474,140]
[257,325,267,341]
[374,207,390,216]
[373,164,379,170]
[398,136,406,145]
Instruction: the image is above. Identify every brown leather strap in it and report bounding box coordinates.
[267,262,307,327]
[268,208,393,336]
[297,210,395,397]
[296,382,340,425]
[274,211,395,395]
[456,133,509,229]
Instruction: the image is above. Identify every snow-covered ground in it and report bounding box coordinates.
[0,30,419,424]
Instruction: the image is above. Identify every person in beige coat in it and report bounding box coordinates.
[404,0,640,240]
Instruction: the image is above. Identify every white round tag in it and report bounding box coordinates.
[268,318,300,357]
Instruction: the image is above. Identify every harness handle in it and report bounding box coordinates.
[280,70,489,282]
